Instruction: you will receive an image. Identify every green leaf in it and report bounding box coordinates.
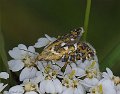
[0,30,17,86]
[100,41,120,71]
[0,30,9,72]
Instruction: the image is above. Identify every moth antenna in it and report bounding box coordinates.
[19,49,38,55]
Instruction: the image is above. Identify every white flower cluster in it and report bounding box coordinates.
[1,34,120,94]
[0,72,9,93]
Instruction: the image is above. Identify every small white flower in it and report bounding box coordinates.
[37,60,63,78]
[22,79,40,94]
[4,85,24,94]
[88,79,116,94]
[52,60,86,78]
[0,72,9,79]
[37,63,62,94]
[53,58,101,92]
[8,44,38,81]
[102,67,120,93]
[59,59,100,78]
[74,60,101,91]
[34,34,56,48]
[103,68,120,86]
[20,67,38,81]
[5,79,41,94]
[0,72,9,93]
[78,60,99,72]
[40,79,62,94]
[61,70,85,94]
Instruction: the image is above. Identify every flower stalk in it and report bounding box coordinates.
[83,0,92,40]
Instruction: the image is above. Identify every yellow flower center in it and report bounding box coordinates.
[44,65,58,80]
[62,71,79,88]
[23,56,35,67]
[24,82,37,92]
[90,84,103,94]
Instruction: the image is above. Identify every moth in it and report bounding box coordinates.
[37,27,96,62]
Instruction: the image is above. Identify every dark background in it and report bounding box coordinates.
[1,0,120,75]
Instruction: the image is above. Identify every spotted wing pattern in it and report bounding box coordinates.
[37,27,96,62]
[61,42,96,62]
[38,27,84,61]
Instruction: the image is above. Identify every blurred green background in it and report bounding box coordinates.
[1,0,120,75]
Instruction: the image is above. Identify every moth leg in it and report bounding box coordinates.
[51,60,62,69]
[61,62,70,72]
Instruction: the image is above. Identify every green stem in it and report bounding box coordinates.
[83,0,92,40]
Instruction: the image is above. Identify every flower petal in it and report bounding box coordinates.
[3,91,9,94]
[40,80,48,93]
[0,83,8,92]
[35,71,44,83]
[62,87,73,94]
[27,46,36,57]
[77,85,85,94]
[8,47,22,59]
[36,61,45,72]
[8,60,24,72]
[45,34,56,42]
[106,67,114,79]
[83,78,99,87]
[8,44,27,59]
[73,68,86,77]
[28,46,35,52]
[45,80,55,93]
[0,72,9,79]
[9,85,24,94]
[25,91,38,94]
[102,72,110,79]
[34,38,50,48]
[18,44,27,50]
[53,79,62,93]
[20,67,37,81]
[79,60,90,69]
[99,79,116,94]
[18,44,28,58]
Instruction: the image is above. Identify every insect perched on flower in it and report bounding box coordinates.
[37,27,96,63]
